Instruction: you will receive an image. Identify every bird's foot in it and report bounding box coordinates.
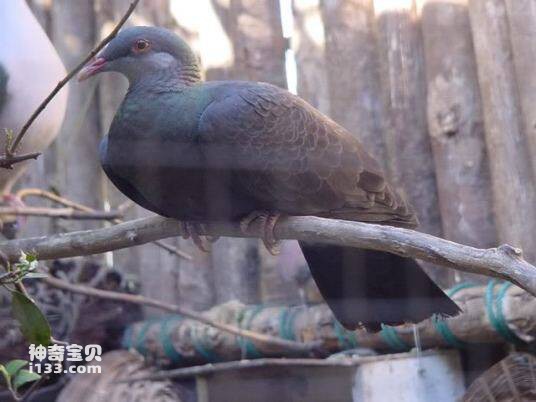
[179,222,218,252]
[240,211,282,255]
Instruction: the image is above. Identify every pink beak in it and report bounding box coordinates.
[78,57,107,81]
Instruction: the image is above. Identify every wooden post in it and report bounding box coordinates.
[373,0,446,284]
[292,0,330,114]
[321,0,387,166]
[201,0,291,304]
[205,0,287,88]
[468,0,536,263]
[504,1,536,180]
[50,0,104,222]
[419,1,496,271]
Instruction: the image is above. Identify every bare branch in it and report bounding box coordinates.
[17,188,99,211]
[0,206,121,220]
[0,152,41,169]
[5,0,140,157]
[16,188,192,260]
[0,215,535,295]
[43,275,318,353]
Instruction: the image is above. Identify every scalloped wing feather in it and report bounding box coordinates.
[198,82,417,227]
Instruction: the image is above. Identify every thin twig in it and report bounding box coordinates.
[43,275,318,353]
[0,246,29,297]
[16,188,192,261]
[0,206,121,220]
[17,188,97,212]
[0,152,41,170]
[151,239,192,260]
[7,0,141,156]
[1,215,535,295]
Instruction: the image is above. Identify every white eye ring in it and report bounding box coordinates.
[134,39,150,51]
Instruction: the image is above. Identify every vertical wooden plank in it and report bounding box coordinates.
[17,0,56,238]
[292,0,330,114]
[321,0,387,165]
[373,1,446,284]
[206,0,287,88]
[50,0,104,227]
[193,0,293,304]
[468,0,536,263]
[504,1,536,180]
[171,0,264,307]
[291,0,334,304]
[419,0,496,268]
[211,240,260,304]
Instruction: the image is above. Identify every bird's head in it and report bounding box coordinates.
[78,26,200,85]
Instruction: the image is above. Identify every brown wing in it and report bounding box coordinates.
[198,82,417,227]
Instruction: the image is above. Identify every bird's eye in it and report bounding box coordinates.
[134,39,150,52]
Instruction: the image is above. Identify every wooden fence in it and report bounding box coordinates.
[18,0,536,317]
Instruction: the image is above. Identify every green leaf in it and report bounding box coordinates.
[12,369,40,391]
[0,364,11,387]
[23,272,48,279]
[11,291,51,346]
[5,360,27,377]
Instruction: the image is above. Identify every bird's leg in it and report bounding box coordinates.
[240,211,282,255]
[179,222,217,252]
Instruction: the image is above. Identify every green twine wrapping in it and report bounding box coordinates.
[236,306,264,359]
[433,282,477,348]
[333,320,358,349]
[133,319,157,355]
[380,324,409,351]
[159,315,184,364]
[191,324,221,362]
[121,325,133,350]
[485,280,525,346]
[279,307,299,341]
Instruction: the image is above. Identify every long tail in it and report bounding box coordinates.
[299,242,461,331]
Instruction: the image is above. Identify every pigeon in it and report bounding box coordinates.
[0,1,68,193]
[80,26,460,331]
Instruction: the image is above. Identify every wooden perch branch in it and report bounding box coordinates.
[0,215,535,295]
[1,0,140,167]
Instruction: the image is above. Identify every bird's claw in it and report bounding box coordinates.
[179,222,215,252]
[240,211,281,255]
